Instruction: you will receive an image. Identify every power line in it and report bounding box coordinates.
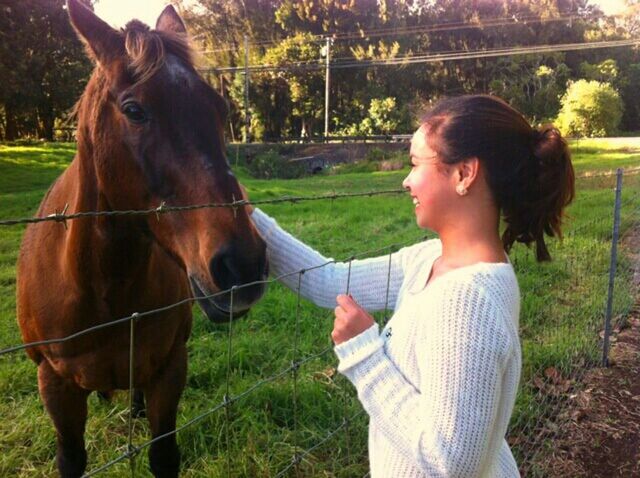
[194,11,610,55]
[201,38,639,74]
[248,12,608,46]
[331,39,640,69]
[318,13,598,42]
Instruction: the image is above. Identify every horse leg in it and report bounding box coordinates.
[132,389,146,418]
[38,360,90,478]
[144,344,186,478]
[96,389,144,417]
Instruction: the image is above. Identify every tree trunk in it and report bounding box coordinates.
[38,103,55,141]
[4,103,18,140]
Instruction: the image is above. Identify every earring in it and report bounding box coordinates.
[456,184,468,196]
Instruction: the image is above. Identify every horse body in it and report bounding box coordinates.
[16,2,267,477]
[19,192,191,390]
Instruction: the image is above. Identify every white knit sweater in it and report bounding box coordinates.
[251,208,522,478]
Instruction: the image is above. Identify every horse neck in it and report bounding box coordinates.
[67,127,155,277]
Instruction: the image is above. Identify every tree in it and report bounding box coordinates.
[580,59,618,83]
[489,56,570,123]
[619,63,640,131]
[556,80,623,137]
[0,0,92,140]
[184,0,638,139]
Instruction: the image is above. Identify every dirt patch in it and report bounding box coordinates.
[535,224,640,477]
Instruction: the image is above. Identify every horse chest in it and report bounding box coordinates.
[48,316,189,390]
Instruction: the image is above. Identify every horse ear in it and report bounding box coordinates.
[66,0,124,66]
[155,5,187,35]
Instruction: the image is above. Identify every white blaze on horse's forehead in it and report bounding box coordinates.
[165,55,196,86]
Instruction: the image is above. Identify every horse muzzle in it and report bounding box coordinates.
[189,274,266,323]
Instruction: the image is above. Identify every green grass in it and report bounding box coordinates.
[570,137,640,173]
[0,139,639,476]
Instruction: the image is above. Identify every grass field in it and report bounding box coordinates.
[0,139,639,477]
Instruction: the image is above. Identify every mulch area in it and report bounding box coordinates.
[536,224,640,477]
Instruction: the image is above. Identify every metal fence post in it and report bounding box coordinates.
[323,37,332,141]
[602,168,623,367]
[243,35,250,144]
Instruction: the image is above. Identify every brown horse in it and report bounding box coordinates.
[16,1,267,477]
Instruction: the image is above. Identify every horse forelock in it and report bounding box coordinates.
[123,20,193,86]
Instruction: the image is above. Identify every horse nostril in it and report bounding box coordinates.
[210,242,268,297]
[210,249,241,291]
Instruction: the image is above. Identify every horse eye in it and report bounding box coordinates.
[122,102,148,124]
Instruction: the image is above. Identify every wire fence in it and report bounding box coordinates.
[507,170,640,477]
[1,171,639,476]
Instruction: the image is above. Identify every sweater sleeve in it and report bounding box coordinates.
[251,207,426,310]
[334,280,511,477]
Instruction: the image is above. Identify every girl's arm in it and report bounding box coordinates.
[334,280,512,476]
[252,208,423,310]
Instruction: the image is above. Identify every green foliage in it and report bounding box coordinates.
[365,147,387,162]
[328,149,407,175]
[620,63,640,131]
[369,97,402,134]
[0,0,92,140]
[489,58,570,123]
[246,149,307,179]
[580,59,619,83]
[556,80,623,138]
[336,96,412,136]
[6,0,640,141]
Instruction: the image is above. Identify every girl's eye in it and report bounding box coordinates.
[122,102,148,124]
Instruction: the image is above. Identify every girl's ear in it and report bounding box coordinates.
[456,157,480,188]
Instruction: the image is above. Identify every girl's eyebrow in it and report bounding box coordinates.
[410,154,436,163]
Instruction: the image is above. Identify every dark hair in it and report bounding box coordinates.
[421,95,575,261]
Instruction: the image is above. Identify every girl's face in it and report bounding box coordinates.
[402,126,457,230]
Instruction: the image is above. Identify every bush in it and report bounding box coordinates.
[379,159,405,171]
[329,161,379,174]
[246,149,307,179]
[365,147,387,162]
[334,96,412,136]
[328,150,407,175]
[556,80,623,138]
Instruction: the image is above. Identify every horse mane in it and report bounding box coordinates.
[123,20,194,85]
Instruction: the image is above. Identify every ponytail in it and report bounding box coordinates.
[501,126,575,261]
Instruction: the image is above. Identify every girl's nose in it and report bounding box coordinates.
[402,175,410,190]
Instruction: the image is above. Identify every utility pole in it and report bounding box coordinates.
[243,35,250,143]
[323,36,332,141]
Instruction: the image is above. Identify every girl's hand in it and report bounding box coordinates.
[332,294,375,345]
[238,183,254,215]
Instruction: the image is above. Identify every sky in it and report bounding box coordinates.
[93,0,630,29]
[93,0,187,28]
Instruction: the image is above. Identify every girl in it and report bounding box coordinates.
[244,95,575,477]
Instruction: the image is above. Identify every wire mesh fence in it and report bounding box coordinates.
[507,170,640,477]
[0,170,639,477]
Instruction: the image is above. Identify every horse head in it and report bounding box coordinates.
[67,0,268,322]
